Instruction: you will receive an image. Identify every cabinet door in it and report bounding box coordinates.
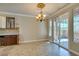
[0,16,2,28]
[0,16,6,28]
[5,35,18,45]
[2,16,6,28]
[6,17,15,29]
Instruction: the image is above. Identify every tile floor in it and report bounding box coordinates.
[0,41,76,56]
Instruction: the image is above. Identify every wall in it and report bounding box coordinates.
[15,16,48,43]
[38,21,48,39]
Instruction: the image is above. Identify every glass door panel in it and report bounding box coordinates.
[59,18,68,48]
[54,13,68,48]
[54,18,60,44]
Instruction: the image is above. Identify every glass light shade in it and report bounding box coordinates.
[38,14,41,17]
[36,16,39,19]
[43,15,46,17]
[36,14,46,20]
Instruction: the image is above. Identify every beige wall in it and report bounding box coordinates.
[15,16,48,43]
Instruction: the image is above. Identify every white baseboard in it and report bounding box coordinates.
[19,39,49,44]
[68,49,79,56]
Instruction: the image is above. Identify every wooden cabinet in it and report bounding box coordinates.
[0,35,19,46]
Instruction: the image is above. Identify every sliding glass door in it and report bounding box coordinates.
[54,13,68,48]
[59,18,68,48]
[54,18,60,44]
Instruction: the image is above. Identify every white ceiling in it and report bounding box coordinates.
[0,3,69,17]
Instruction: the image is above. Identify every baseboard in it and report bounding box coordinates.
[68,49,79,56]
[19,39,49,44]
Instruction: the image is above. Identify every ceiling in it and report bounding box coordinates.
[0,3,69,17]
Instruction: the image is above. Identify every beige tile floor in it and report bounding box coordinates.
[0,41,76,56]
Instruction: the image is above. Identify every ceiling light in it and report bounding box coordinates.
[36,3,46,22]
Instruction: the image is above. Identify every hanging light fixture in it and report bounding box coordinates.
[36,3,46,22]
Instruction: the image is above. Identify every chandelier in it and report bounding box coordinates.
[36,3,46,22]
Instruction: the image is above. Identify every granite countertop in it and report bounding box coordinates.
[0,33,19,36]
[0,34,18,36]
[0,29,19,36]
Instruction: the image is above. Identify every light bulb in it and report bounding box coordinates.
[43,14,46,17]
[36,16,39,19]
[38,14,41,17]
